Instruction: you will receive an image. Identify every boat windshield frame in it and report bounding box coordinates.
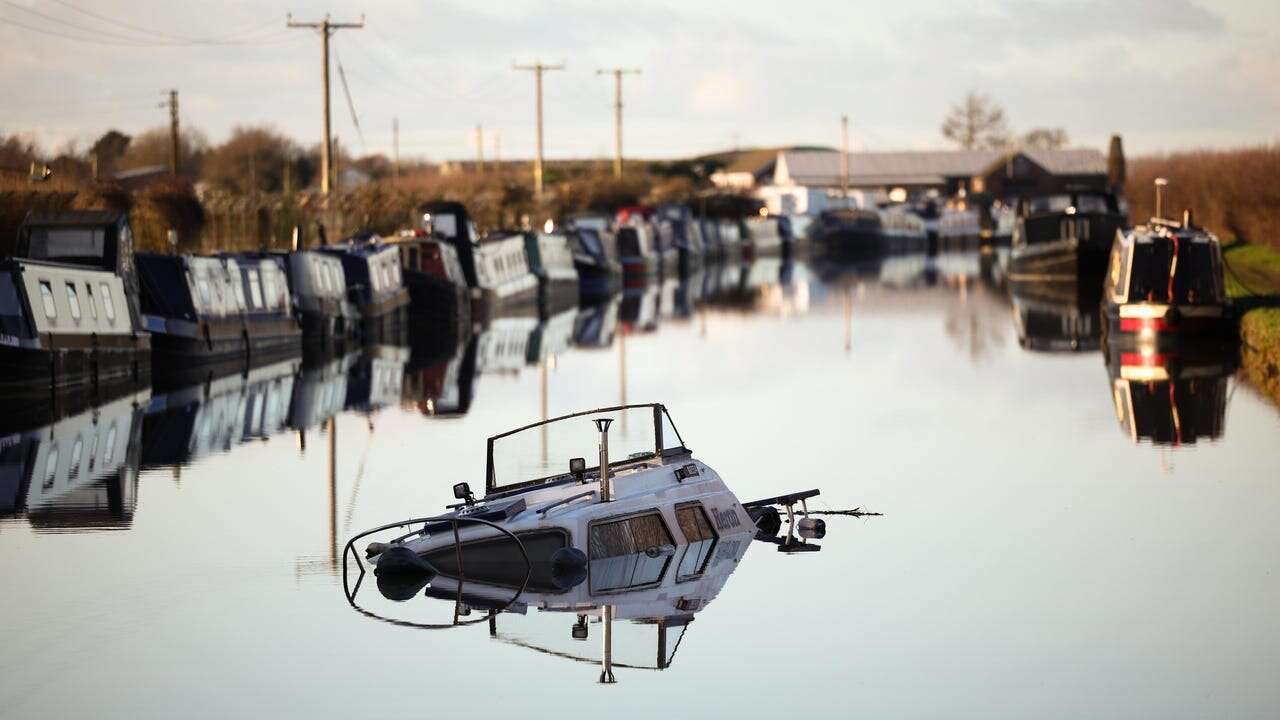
[485,403,687,496]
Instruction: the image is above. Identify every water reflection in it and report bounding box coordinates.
[0,384,146,531]
[1104,342,1237,446]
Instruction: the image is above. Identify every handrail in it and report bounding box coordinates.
[341,514,533,630]
[536,490,596,516]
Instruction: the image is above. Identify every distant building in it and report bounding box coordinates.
[744,147,1109,215]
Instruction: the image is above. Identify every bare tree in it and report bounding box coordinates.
[1022,128,1069,150]
[941,92,1010,150]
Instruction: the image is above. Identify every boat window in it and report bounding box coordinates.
[488,406,661,492]
[38,281,57,319]
[43,444,59,490]
[65,282,82,321]
[1075,194,1110,213]
[247,269,264,308]
[675,504,718,581]
[197,278,211,308]
[100,283,116,323]
[262,270,278,309]
[431,213,459,239]
[68,438,83,481]
[231,275,247,310]
[389,263,400,287]
[660,408,687,452]
[84,282,97,318]
[1028,195,1072,213]
[103,424,117,464]
[588,511,675,592]
[25,226,106,262]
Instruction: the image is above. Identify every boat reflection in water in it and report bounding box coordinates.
[345,345,408,413]
[403,338,479,418]
[571,298,619,349]
[1104,342,1237,446]
[0,384,148,531]
[1011,287,1102,352]
[141,357,301,467]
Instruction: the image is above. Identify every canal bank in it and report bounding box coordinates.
[1225,242,1280,407]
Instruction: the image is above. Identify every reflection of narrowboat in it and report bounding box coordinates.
[285,249,359,348]
[1010,287,1101,352]
[288,352,356,432]
[320,237,411,345]
[526,306,577,366]
[567,225,620,300]
[141,357,300,468]
[809,208,883,260]
[475,315,539,374]
[620,285,660,333]
[716,219,746,263]
[403,336,478,417]
[1102,212,1233,350]
[1104,342,1236,446]
[0,385,147,531]
[618,223,660,287]
[1009,191,1127,284]
[699,218,724,262]
[571,297,619,348]
[136,251,300,366]
[3,211,150,395]
[345,345,408,413]
[619,206,678,278]
[524,231,579,315]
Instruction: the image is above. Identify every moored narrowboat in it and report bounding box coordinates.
[398,203,474,345]
[655,203,706,275]
[135,251,301,367]
[1102,210,1234,350]
[567,223,620,300]
[321,236,411,345]
[809,207,883,260]
[1009,190,1127,285]
[523,230,579,315]
[284,247,359,349]
[4,211,151,395]
[618,224,660,287]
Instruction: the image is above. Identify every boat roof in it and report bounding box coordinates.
[21,209,126,228]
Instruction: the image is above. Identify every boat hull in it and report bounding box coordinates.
[0,335,149,397]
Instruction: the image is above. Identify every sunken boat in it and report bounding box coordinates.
[1101,208,1233,351]
[1,211,151,396]
[135,250,301,368]
[1008,190,1127,288]
[320,234,411,345]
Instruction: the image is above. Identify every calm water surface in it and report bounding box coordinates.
[2,252,1279,719]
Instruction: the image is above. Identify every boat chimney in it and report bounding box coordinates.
[1154,177,1168,220]
[1183,209,1194,229]
[599,604,617,684]
[594,417,614,502]
[291,225,302,252]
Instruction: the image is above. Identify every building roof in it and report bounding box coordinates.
[22,209,125,227]
[775,148,1106,187]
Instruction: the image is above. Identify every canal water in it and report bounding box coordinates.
[2,251,1278,719]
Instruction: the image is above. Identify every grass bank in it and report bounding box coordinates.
[1224,242,1280,408]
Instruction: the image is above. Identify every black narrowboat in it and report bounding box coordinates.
[320,236,411,345]
[1,211,150,396]
[1009,191,1127,285]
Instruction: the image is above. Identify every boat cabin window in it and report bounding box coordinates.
[675,504,718,581]
[100,283,116,323]
[431,213,459,239]
[577,229,604,257]
[25,226,106,263]
[1027,195,1072,214]
[588,511,675,592]
[197,278,212,308]
[262,270,278,309]
[1075,194,1111,213]
[84,283,97,319]
[247,269,264,309]
[38,280,57,319]
[64,283,82,321]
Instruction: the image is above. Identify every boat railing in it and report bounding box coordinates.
[342,514,532,630]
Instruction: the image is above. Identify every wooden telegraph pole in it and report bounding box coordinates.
[288,13,364,196]
[596,68,640,179]
[160,89,179,175]
[513,60,564,200]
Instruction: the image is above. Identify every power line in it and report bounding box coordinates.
[0,1,294,47]
[332,40,365,151]
[46,0,281,45]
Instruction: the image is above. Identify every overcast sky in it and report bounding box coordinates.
[2,0,1277,161]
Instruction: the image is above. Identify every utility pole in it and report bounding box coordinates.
[596,67,640,179]
[513,60,564,200]
[840,115,849,200]
[475,124,485,174]
[160,89,179,175]
[288,13,364,196]
[392,117,400,179]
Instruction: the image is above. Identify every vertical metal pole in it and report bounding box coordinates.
[595,418,613,502]
[656,618,668,670]
[599,604,617,683]
[168,89,179,175]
